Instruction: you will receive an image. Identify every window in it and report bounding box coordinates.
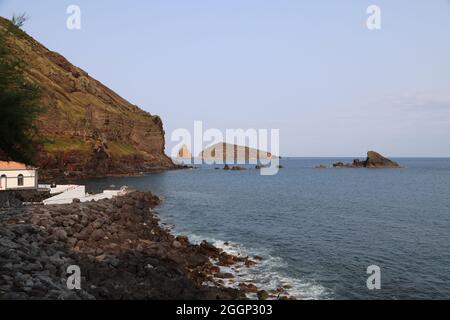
[18,174,24,186]
[0,175,7,189]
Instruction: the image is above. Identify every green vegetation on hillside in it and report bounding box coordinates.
[0,18,43,163]
[107,142,141,157]
[42,137,91,154]
[42,138,142,157]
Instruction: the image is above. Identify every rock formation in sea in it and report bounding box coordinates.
[327,151,400,168]
[0,17,175,180]
[223,165,246,171]
[199,143,273,163]
[364,151,401,168]
[176,144,192,160]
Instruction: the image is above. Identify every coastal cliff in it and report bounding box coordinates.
[0,17,175,179]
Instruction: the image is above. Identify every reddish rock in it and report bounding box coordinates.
[239,283,258,293]
[91,229,105,241]
[365,151,400,168]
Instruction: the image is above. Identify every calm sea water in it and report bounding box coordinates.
[80,158,450,299]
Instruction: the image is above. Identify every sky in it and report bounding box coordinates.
[1,0,450,157]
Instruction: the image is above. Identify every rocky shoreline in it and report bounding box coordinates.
[0,191,276,300]
[40,164,190,184]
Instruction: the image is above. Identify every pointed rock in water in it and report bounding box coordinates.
[365,151,400,168]
[177,144,192,159]
[325,150,400,168]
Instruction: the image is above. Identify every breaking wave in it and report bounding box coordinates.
[175,233,331,300]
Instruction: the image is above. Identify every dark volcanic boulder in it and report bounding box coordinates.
[351,159,366,167]
[365,151,400,168]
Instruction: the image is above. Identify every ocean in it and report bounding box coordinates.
[80,158,450,299]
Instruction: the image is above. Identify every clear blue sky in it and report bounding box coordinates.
[1,0,450,157]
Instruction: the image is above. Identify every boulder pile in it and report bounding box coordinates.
[0,191,263,299]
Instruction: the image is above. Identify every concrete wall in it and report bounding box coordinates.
[0,169,37,190]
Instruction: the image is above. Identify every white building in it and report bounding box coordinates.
[0,161,38,191]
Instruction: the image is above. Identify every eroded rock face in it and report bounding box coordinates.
[0,17,175,179]
[365,151,400,168]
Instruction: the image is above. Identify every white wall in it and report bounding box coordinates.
[43,186,86,205]
[42,186,125,205]
[39,184,80,194]
[0,169,37,190]
[81,190,124,202]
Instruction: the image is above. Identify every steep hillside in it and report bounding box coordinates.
[0,17,175,180]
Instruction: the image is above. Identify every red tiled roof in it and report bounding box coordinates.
[0,161,31,169]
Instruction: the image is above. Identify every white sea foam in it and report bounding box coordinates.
[181,233,331,300]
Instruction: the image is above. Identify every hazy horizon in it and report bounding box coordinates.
[1,0,450,157]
